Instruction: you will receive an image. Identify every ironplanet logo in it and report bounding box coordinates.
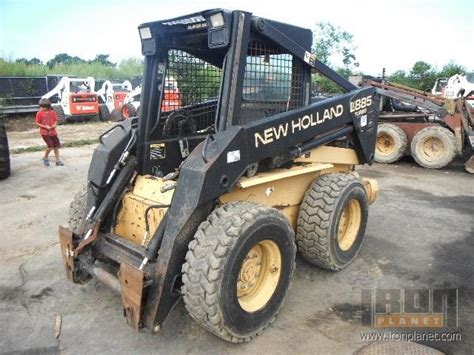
[254,104,344,148]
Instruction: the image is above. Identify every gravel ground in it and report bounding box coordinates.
[0,142,472,354]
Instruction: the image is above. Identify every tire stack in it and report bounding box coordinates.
[374,123,457,169]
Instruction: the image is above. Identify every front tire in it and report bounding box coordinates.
[69,184,88,234]
[296,173,369,271]
[182,202,296,343]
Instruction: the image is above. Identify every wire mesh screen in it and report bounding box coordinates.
[240,39,304,124]
[159,50,221,137]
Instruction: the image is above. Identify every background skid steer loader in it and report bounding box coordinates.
[59,9,379,342]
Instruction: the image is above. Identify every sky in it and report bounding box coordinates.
[1,0,473,76]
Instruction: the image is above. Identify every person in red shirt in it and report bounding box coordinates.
[36,98,64,166]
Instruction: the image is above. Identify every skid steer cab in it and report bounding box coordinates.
[42,76,99,123]
[59,9,379,342]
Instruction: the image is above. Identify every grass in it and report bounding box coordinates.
[0,58,143,81]
[11,138,98,154]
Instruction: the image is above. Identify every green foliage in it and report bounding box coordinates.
[16,57,43,65]
[167,51,221,104]
[311,22,359,94]
[0,56,143,80]
[388,61,465,91]
[91,54,115,66]
[312,22,359,69]
[312,68,353,94]
[438,63,465,79]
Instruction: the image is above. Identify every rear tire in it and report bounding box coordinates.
[98,104,110,121]
[53,105,66,125]
[296,173,369,271]
[121,103,137,119]
[0,119,11,180]
[182,202,296,343]
[411,126,456,169]
[374,123,408,163]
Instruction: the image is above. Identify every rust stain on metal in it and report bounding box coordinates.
[391,122,437,142]
[119,263,145,330]
[74,222,101,255]
[58,225,75,282]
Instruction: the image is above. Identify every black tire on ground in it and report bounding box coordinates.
[374,123,408,163]
[121,103,137,119]
[296,173,369,271]
[182,202,296,343]
[0,120,11,180]
[98,104,111,121]
[410,126,457,169]
[110,108,124,122]
[53,105,67,124]
[69,184,88,234]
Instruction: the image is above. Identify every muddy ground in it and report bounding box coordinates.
[0,126,473,354]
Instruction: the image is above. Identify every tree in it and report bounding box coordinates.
[90,54,115,66]
[409,61,437,91]
[438,63,465,79]
[46,53,85,68]
[311,22,359,94]
[15,57,43,65]
[312,22,359,69]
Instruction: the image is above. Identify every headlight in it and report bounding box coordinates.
[139,27,152,40]
[209,12,225,28]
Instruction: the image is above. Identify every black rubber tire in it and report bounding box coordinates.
[182,202,296,343]
[69,184,88,234]
[98,104,111,121]
[110,108,124,122]
[410,126,457,169]
[0,120,11,180]
[121,103,137,119]
[296,173,369,271]
[53,105,66,125]
[374,123,408,163]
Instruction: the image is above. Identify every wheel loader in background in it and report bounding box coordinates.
[59,9,380,342]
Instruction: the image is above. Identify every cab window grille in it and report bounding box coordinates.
[160,49,221,137]
[240,39,304,124]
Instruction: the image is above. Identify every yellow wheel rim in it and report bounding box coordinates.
[337,199,362,251]
[237,240,281,312]
[421,137,445,161]
[376,133,396,156]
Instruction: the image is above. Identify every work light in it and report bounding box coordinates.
[139,27,152,40]
[209,12,225,28]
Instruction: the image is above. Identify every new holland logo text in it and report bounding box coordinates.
[254,104,344,148]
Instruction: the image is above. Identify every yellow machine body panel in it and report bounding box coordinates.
[114,146,377,244]
[219,162,351,229]
[114,175,173,246]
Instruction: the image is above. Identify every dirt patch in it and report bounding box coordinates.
[4,115,38,132]
[6,119,116,151]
